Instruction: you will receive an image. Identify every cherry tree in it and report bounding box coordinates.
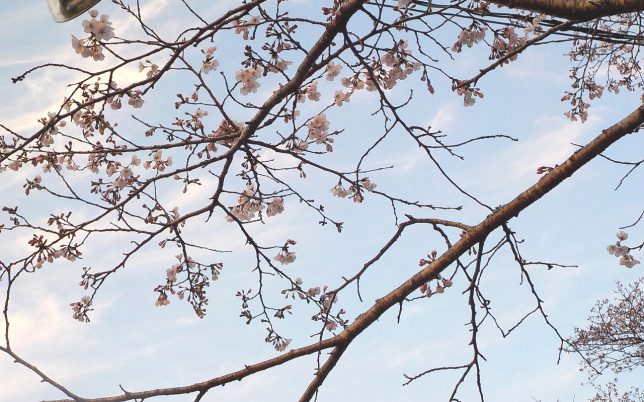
[0,0,642,401]
[566,277,644,401]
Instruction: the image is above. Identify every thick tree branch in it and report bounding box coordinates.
[482,0,642,20]
[346,104,643,341]
[298,345,348,402]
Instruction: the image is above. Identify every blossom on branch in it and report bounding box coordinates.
[307,113,330,144]
[82,10,114,41]
[236,67,262,95]
[606,231,640,268]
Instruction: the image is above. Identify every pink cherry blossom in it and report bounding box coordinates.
[235,67,262,95]
[326,62,342,80]
[307,113,330,144]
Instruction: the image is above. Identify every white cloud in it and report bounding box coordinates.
[503,49,568,83]
[468,114,601,200]
[428,103,458,132]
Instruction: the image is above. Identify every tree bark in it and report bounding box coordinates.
[487,0,644,21]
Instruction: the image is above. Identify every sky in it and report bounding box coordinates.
[0,1,642,402]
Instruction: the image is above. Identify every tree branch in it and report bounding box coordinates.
[44,104,643,402]
[481,0,642,21]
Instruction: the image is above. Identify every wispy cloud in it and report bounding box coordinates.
[428,103,458,132]
[467,113,602,200]
[503,48,568,84]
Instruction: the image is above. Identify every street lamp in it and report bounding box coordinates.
[48,0,103,22]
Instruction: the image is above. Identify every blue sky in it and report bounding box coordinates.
[0,1,642,401]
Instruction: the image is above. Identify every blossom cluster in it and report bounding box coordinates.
[71,35,106,61]
[297,79,350,116]
[70,296,93,322]
[307,113,331,145]
[326,61,342,80]
[524,15,544,35]
[606,231,640,268]
[138,61,160,78]
[334,46,421,94]
[376,40,423,89]
[83,9,115,41]
[330,177,377,203]
[562,96,590,122]
[225,184,286,223]
[104,81,146,110]
[38,112,64,148]
[417,252,454,297]
[27,233,81,269]
[451,24,487,53]
[289,276,322,300]
[455,85,484,107]
[419,276,453,297]
[265,328,292,352]
[194,119,244,159]
[106,155,139,188]
[153,255,223,317]
[491,26,528,63]
[201,46,219,74]
[70,10,114,61]
[233,16,261,40]
[236,67,262,95]
[143,150,173,171]
[274,239,297,265]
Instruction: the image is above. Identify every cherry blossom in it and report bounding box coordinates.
[201,46,219,74]
[360,178,377,192]
[451,24,487,53]
[166,265,179,282]
[330,183,350,198]
[128,91,144,108]
[225,184,264,222]
[82,10,114,41]
[109,98,122,110]
[211,263,223,281]
[619,255,640,268]
[144,149,173,171]
[71,35,105,61]
[307,113,330,144]
[70,296,92,322]
[334,90,351,106]
[266,197,284,217]
[305,81,321,101]
[233,16,260,40]
[524,14,544,34]
[325,320,338,331]
[326,61,342,80]
[607,244,629,257]
[235,67,262,95]
[155,293,170,306]
[138,61,159,78]
[275,250,296,265]
[456,86,484,107]
[606,231,640,269]
[273,337,291,352]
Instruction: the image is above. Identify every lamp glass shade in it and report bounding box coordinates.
[48,0,103,22]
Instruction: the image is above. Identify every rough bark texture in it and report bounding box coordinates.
[488,0,644,20]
